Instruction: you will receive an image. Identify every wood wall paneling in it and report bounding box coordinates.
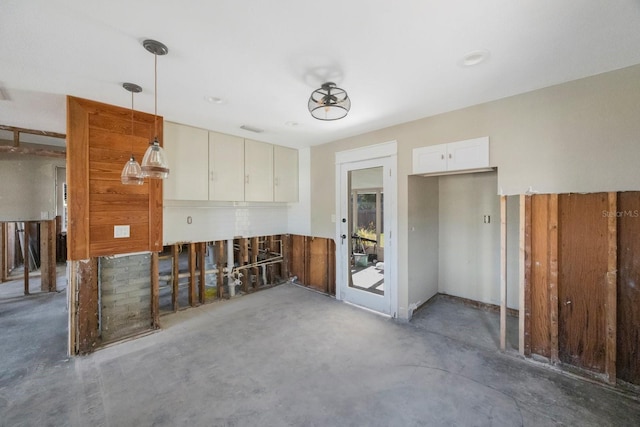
[530,194,551,358]
[558,193,608,372]
[617,191,640,385]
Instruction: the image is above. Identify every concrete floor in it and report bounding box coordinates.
[1,276,639,426]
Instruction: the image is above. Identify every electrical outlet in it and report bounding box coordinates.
[114,225,130,238]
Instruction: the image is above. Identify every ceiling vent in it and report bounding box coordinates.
[240,124,264,133]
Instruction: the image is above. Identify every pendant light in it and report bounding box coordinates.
[141,39,170,179]
[308,82,351,121]
[121,82,144,185]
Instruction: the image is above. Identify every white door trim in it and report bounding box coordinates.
[335,141,398,317]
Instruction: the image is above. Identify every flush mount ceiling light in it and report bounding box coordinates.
[121,82,144,185]
[308,82,351,121]
[459,49,491,67]
[140,39,170,179]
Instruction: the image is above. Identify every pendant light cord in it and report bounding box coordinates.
[130,90,135,155]
[154,52,158,140]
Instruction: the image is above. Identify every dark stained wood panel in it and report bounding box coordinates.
[617,191,640,384]
[530,194,551,358]
[558,193,608,372]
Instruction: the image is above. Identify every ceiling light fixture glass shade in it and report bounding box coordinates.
[308,82,350,121]
[121,82,144,185]
[141,39,170,179]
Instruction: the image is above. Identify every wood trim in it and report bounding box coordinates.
[548,194,559,363]
[66,97,90,260]
[606,192,617,383]
[500,195,507,351]
[151,252,160,329]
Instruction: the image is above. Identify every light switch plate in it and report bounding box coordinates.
[114,225,130,238]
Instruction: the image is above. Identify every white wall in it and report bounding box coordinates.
[287,147,311,236]
[0,153,65,221]
[310,64,640,319]
[407,175,439,315]
[438,172,501,306]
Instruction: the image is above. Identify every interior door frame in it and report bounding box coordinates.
[335,141,397,317]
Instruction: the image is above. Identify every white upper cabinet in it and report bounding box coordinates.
[244,139,274,202]
[163,122,209,200]
[274,145,298,202]
[209,131,244,201]
[413,137,490,175]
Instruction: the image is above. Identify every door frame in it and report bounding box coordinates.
[335,141,397,317]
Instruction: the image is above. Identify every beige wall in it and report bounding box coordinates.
[310,64,640,319]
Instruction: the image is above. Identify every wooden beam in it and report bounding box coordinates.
[239,238,248,293]
[519,195,531,356]
[251,237,259,289]
[151,252,160,329]
[40,219,57,292]
[172,244,179,312]
[188,243,196,306]
[23,221,30,295]
[548,194,559,363]
[1,222,7,282]
[216,240,225,298]
[500,195,507,351]
[606,192,617,383]
[0,124,66,139]
[198,242,206,304]
[76,258,99,354]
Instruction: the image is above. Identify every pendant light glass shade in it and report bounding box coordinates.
[141,39,170,179]
[121,82,144,185]
[121,155,144,185]
[308,82,350,121]
[141,138,170,179]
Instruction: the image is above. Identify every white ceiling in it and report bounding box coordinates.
[2,0,640,149]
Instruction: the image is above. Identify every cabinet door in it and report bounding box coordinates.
[274,145,298,202]
[163,122,209,200]
[209,131,244,201]
[447,137,489,171]
[412,144,447,174]
[244,139,273,202]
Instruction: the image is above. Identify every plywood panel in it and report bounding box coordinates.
[558,193,608,372]
[530,194,551,358]
[308,237,329,293]
[617,191,640,384]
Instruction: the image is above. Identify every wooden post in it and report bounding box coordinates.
[282,234,290,281]
[188,243,196,307]
[68,260,77,355]
[216,240,225,298]
[606,192,617,384]
[251,237,259,289]
[172,244,179,312]
[1,222,7,282]
[40,219,57,292]
[23,221,30,295]
[239,238,248,293]
[76,258,99,354]
[151,252,160,329]
[266,235,274,285]
[548,194,560,363]
[519,195,531,356]
[198,242,206,304]
[500,196,507,351]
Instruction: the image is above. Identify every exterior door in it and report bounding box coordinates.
[338,157,393,315]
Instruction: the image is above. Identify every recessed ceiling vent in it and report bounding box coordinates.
[240,125,264,133]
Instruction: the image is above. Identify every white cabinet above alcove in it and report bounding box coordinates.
[413,136,491,176]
